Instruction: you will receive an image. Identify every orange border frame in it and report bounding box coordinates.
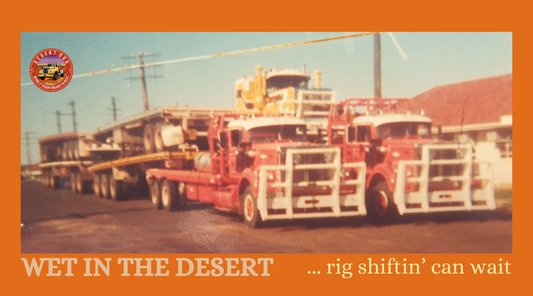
[5,1,528,295]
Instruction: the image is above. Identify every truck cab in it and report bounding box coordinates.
[38,63,65,80]
[328,98,495,222]
[147,114,366,228]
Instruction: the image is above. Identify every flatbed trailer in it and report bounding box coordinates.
[88,148,201,201]
[39,131,98,193]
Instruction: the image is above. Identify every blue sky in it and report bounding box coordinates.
[20,32,512,164]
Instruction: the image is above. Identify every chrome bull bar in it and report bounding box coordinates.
[257,147,366,221]
[394,144,496,214]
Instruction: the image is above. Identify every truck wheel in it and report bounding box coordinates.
[150,178,162,209]
[161,179,180,211]
[93,174,102,197]
[109,175,124,201]
[53,72,58,80]
[143,123,156,154]
[240,186,261,228]
[154,122,166,152]
[70,173,78,193]
[101,174,111,199]
[366,181,398,224]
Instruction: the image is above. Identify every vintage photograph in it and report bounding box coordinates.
[20,32,512,253]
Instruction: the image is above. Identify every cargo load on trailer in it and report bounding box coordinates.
[328,98,495,223]
[87,105,235,200]
[236,66,336,140]
[146,114,366,228]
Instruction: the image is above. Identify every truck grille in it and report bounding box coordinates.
[277,147,335,184]
[43,67,48,74]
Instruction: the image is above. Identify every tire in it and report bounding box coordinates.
[154,122,166,152]
[93,174,102,198]
[50,175,59,189]
[42,172,49,187]
[73,141,79,160]
[101,174,111,199]
[161,179,181,211]
[68,142,74,160]
[70,173,78,193]
[63,142,69,160]
[240,186,261,228]
[76,173,84,194]
[109,175,124,201]
[39,77,45,80]
[366,181,398,224]
[53,72,58,80]
[150,178,162,209]
[143,123,156,154]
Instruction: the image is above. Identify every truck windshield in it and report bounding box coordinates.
[247,125,307,143]
[376,122,432,139]
[266,76,309,92]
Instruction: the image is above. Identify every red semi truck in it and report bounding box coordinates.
[146,114,366,228]
[327,98,495,223]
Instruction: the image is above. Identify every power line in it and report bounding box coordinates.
[21,32,378,86]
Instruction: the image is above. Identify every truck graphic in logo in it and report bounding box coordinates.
[29,48,73,92]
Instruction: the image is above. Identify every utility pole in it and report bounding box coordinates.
[68,100,77,132]
[56,110,62,134]
[123,52,162,111]
[108,97,122,122]
[373,33,382,99]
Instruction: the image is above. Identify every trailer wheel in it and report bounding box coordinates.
[50,175,59,189]
[161,179,180,211]
[101,174,111,199]
[63,142,69,160]
[70,173,78,193]
[93,174,102,197]
[143,123,156,154]
[150,178,162,209]
[366,181,398,224]
[110,175,124,201]
[75,173,88,194]
[73,141,79,160]
[42,172,49,188]
[240,186,261,228]
[68,141,75,160]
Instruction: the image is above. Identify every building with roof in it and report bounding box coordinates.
[410,74,512,187]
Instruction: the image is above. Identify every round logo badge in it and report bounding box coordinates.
[29,48,73,92]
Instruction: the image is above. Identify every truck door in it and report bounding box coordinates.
[346,124,371,163]
[228,128,244,175]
